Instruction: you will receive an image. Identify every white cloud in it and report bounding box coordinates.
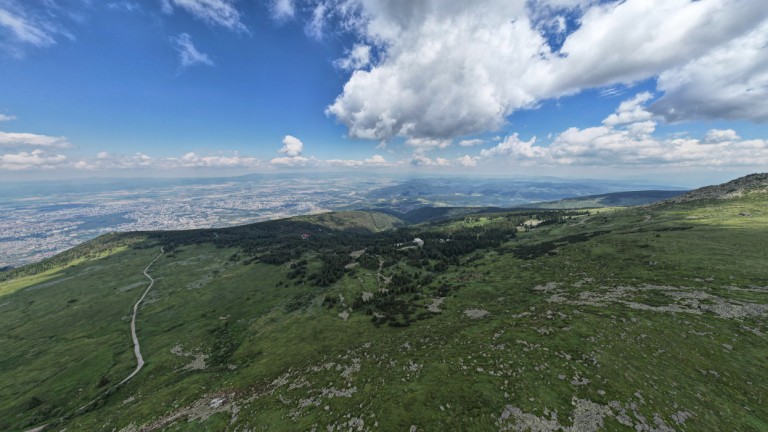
[479,93,768,168]
[602,92,654,127]
[272,135,312,166]
[162,0,247,32]
[324,0,768,143]
[107,2,142,13]
[0,131,71,148]
[271,0,295,20]
[334,43,371,71]
[0,149,67,170]
[305,1,328,40]
[405,137,452,152]
[458,139,485,147]
[73,151,260,170]
[551,0,768,91]
[480,133,544,161]
[171,33,214,68]
[178,151,260,168]
[704,129,741,143]
[0,7,55,47]
[270,155,312,167]
[408,154,474,168]
[0,114,16,122]
[651,19,768,123]
[457,155,478,167]
[326,1,546,141]
[278,135,304,157]
[325,154,390,167]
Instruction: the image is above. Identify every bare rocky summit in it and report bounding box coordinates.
[664,173,768,203]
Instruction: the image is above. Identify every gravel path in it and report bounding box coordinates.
[118,247,164,386]
[24,248,165,431]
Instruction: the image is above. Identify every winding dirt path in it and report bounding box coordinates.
[118,246,164,386]
[24,248,165,431]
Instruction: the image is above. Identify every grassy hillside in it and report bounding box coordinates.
[1,180,767,431]
[291,211,405,232]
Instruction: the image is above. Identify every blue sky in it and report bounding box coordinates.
[1,0,767,183]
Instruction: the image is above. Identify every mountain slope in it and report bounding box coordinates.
[518,189,687,209]
[1,176,767,431]
[665,172,768,203]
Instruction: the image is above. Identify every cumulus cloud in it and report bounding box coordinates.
[704,129,741,143]
[458,139,485,147]
[326,1,547,141]
[270,155,313,167]
[177,151,260,168]
[0,149,67,170]
[551,0,768,91]
[325,154,391,167]
[334,43,371,71]
[161,0,247,32]
[278,135,304,157]
[323,0,768,144]
[481,133,546,162]
[408,153,481,168]
[602,92,654,127]
[410,154,446,167]
[72,151,261,170]
[479,93,768,168]
[457,155,478,167]
[651,19,768,123]
[171,33,214,68]
[272,135,312,166]
[0,131,71,148]
[405,137,452,152]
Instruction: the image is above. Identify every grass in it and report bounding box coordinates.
[0,246,129,297]
[292,211,404,232]
[1,192,767,431]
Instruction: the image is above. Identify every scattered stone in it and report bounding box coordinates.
[464,309,490,319]
[671,411,692,424]
[547,284,768,319]
[534,282,560,292]
[170,344,209,370]
[427,297,445,313]
[571,375,590,386]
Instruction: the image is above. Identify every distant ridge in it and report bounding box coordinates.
[516,189,687,209]
[664,173,768,203]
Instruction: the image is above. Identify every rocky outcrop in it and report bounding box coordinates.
[664,173,768,203]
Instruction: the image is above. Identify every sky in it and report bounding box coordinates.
[1,0,767,184]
